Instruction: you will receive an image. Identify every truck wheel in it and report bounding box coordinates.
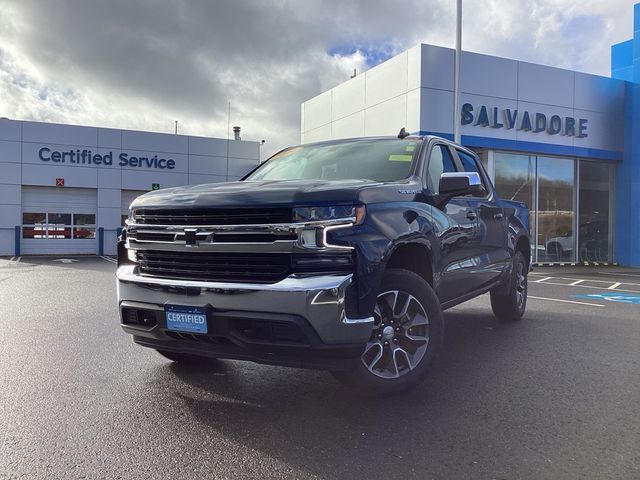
[332,268,444,395]
[155,349,204,362]
[490,251,527,322]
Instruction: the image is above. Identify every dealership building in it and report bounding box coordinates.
[301,4,640,267]
[0,120,260,256]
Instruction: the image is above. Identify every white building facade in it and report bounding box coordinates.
[0,119,260,256]
[301,44,629,266]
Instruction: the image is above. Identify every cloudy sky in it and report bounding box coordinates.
[0,0,635,158]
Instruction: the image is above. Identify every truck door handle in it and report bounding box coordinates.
[466,210,477,220]
[494,212,504,220]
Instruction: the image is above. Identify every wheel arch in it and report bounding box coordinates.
[516,235,531,268]
[383,241,434,288]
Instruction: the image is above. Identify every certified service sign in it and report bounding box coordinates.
[38,147,176,169]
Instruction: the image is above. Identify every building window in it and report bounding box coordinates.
[22,213,47,239]
[536,157,576,263]
[578,161,614,263]
[494,153,536,258]
[22,213,96,240]
[490,150,615,264]
[47,213,72,239]
[73,213,96,239]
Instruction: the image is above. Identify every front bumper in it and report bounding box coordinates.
[116,266,374,369]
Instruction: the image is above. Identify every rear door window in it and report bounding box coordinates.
[456,149,488,197]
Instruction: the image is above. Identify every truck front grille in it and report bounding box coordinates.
[135,251,355,284]
[133,207,291,225]
[137,251,292,284]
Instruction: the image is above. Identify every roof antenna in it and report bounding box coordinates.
[397,127,410,139]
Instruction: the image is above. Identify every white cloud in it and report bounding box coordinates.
[0,0,635,158]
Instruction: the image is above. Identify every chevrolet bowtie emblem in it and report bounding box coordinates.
[184,228,198,246]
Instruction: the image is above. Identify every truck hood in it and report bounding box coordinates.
[130,179,387,209]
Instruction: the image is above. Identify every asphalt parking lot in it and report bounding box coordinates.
[1,256,639,479]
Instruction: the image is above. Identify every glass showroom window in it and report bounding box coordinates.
[493,153,536,258]
[536,157,576,263]
[578,161,614,262]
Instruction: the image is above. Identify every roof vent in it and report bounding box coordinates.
[233,126,241,140]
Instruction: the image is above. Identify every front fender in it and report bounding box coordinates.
[330,202,437,316]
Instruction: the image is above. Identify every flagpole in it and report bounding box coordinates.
[453,0,462,144]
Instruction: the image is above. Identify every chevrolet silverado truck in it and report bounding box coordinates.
[117,133,530,394]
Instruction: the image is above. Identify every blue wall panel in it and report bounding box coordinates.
[611,3,640,266]
[612,40,633,71]
[615,83,640,266]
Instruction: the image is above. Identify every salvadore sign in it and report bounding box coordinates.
[38,147,176,169]
[461,103,588,138]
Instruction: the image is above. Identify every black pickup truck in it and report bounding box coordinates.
[117,133,530,394]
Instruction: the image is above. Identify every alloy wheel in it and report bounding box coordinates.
[515,261,527,309]
[361,290,429,379]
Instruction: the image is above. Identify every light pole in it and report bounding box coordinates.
[453,0,462,144]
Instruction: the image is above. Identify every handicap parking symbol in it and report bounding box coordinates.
[575,293,640,304]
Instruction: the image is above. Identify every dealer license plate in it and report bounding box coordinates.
[165,304,208,334]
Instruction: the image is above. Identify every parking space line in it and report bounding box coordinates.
[535,280,640,294]
[534,277,552,283]
[560,276,640,287]
[2,257,19,266]
[529,295,605,307]
[99,256,117,264]
[597,271,640,278]
[569,279,583,286]
[608,282,622,290]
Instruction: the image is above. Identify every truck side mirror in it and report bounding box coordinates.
[439,172,483,197]
[432,172,483,208]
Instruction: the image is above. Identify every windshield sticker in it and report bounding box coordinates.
[388,154,413,162]
[405,144,416,152]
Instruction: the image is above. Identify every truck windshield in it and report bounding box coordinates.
[245,139,419,182]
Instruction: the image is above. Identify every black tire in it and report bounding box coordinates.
[490,251,528,322]
[155,349,205,363]
[332,268,444,395]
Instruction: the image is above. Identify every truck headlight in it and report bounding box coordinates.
[294,205,365,249]
[292,205,365,224]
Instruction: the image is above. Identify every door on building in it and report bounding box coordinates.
[21,186,97,255]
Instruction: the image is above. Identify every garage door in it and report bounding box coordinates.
[21,186,97,255]
[120,190,147,225]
